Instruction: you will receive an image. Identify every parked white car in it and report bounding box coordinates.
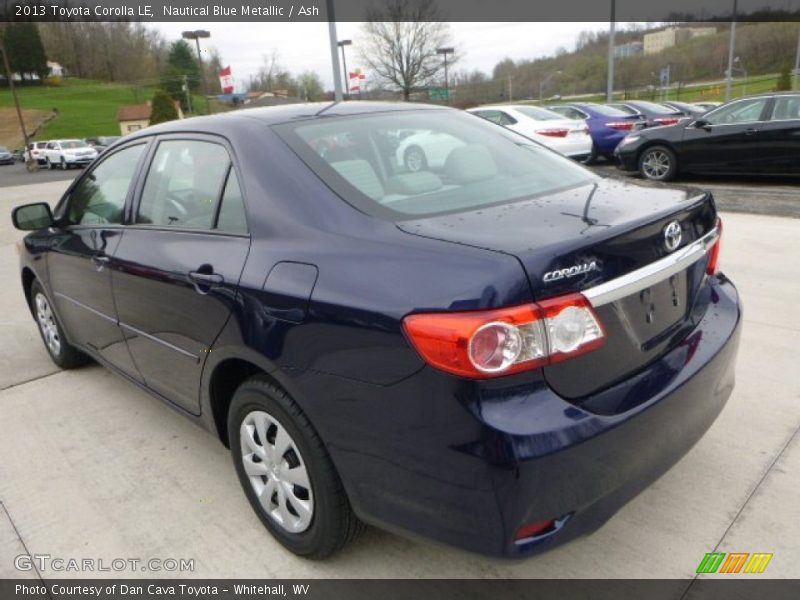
[467,105,592,160]
[395,130,465,172]
[24,141,50,165]
[43,139,98,170]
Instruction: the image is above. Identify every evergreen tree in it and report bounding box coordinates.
[149,89,179,125]
[161,40,200,109]
[3,23,48,82]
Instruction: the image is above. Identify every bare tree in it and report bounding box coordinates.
[360,0,453,100]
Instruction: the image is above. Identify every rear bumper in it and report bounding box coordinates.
[293,276,741,558]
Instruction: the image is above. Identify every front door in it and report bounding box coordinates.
[48,142,149,380]
[111,137,250,414]
[680,97,771,173]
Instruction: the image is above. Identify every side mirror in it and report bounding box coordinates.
[694,119,710,130]
[12,202,54,231]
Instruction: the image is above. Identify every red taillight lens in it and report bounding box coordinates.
[606,121,635,131]
[403,294,605,379]
[515,520,556,541]
[654,117,680,126]
[707,219,722,275]
[535,128,570,138]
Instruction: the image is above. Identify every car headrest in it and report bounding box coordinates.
[386,172,443,195]
[444,144,498,184]
[330,159,384,199]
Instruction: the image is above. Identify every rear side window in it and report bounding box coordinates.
[216,170,248,234]
[137,140,230,229]
[66,144,145,226]
[771,96,800,121]
[705,98,769,126]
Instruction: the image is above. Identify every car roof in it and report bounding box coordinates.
[142,101,447,136]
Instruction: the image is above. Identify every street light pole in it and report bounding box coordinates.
[540,70,562,104]
[725,0,738,101]
[182,30,211,114]
[436,47,454,103]
[607,0,616,102]
[338,39,352,96]
[326,0,343,102]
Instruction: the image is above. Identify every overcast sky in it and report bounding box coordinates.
[153,22,616,91]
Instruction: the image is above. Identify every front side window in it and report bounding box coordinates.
[771,96,800,121]
[276,109,595,220]
[66,144,145,226]
[704,98,769,125]
[137,140,230,229]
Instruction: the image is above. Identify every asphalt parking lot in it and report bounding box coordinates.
[1,177,799,581]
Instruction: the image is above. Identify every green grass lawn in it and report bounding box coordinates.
[0,78,210,140]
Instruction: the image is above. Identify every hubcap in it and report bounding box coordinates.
[240,410,314,533]
[642,150,671,179]
[34,293,61,356]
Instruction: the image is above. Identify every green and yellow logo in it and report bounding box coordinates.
[696,552,773,574]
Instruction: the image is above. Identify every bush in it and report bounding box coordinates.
[149,89,179,125]
[44,76,63,87]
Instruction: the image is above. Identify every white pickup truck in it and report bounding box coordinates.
[43,139,98,170]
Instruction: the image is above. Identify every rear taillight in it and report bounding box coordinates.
[535,128,570,138]
[707,219,722,275]
[403,293,605,379]
[606,121,636,131]
[654,117,681,126]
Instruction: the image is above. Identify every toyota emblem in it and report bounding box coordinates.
[664,221,682,252]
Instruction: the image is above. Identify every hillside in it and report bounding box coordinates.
[0,79,212,142]
[0,107,52,149]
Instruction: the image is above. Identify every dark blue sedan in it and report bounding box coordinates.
[12,102,740,559]
[547,102,643,161]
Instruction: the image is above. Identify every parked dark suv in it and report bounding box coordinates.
[12,102,741,559]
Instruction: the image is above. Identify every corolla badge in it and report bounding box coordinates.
[543,261,599,283]
[664,221,682,252]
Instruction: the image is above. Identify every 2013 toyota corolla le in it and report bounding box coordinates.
[12,102,740,559]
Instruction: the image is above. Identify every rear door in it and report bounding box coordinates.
[111,135,250,414]
[47,141,149,380]
[757,95,800,174]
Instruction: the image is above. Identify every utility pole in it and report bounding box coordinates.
[182,30,212,114]
[725,0,738,101]
[326,0,343,102]
[0,30,31,167]
[507,75,513,102]
[436,47,454,103]
[606,0,616,102]
[183,74,193,114]
[794,27,800,90]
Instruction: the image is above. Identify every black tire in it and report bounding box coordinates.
[403,145,427,172]
[638,145,678,181]
[60,157,67,170]
[582,143,600,165]
[29,280,91,369]
[228,376,363,559]
[46,158,54,170]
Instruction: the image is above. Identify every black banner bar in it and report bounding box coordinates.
[3,0,800,22]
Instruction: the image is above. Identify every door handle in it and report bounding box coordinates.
[91,254,110,269]
[744,128,758,136]
[188,271,224,286]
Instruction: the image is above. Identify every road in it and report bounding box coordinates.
[0,161,79,188]
[0,179,798,582]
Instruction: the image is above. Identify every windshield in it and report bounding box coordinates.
[634,101,678,114]
[513,106,563,121]
[61,141,88,149]
[275,109,595,220]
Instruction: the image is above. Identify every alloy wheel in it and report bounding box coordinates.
[641,150,671,180]
[34,292,61,357]
[240,410,314,534]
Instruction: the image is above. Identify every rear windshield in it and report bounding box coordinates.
[586,104,632,117]
[513,106,563,121]
[275,109,594,220]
